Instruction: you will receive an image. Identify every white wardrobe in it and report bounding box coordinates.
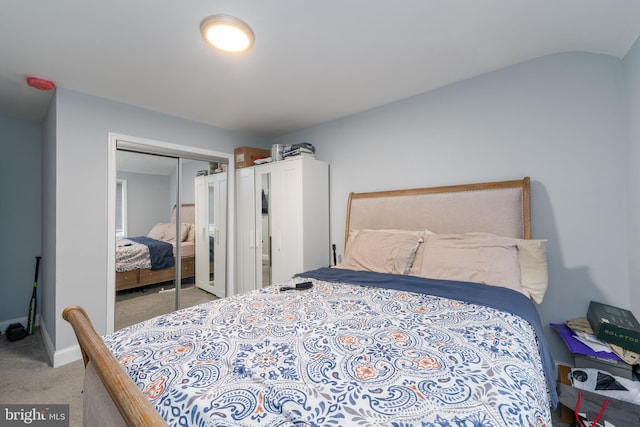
[236,155,329,292]
[194,172,227,297]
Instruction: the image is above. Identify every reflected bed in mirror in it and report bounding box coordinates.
[115,204,213,291]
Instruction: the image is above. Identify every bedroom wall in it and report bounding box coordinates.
[273,52,629,363]
[116,171,171,237]
[41,97,56,351]
[170,159,212,209]
[624,36,640,320]
[48,88,267,364]
[0,116,42,331]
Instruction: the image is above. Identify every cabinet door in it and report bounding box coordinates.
[270,161,303,284]
[236,168,257,293]
[195,173,226,297]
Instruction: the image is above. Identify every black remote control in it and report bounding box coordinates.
[279,281,313,292]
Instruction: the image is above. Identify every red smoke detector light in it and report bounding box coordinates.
[26,77,56,91]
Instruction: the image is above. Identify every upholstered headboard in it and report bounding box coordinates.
[170,203,196,224]
[345,177,531,245]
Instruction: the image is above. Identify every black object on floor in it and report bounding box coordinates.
[5,323,28,342]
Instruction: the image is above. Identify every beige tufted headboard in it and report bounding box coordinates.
[345,177,531,246]
[170,203,196,224]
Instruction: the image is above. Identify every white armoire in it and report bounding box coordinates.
[194,172,227,297]
[236,155,329,292]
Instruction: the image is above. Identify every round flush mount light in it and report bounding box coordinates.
[26,76,56,91]
[200,14,255,54]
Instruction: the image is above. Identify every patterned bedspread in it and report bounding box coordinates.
[105,270,554,426]
[116,236,176,272]
[115,237,151,272]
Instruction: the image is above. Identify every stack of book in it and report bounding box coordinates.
[283,142,315,159]
[551,322,636,379]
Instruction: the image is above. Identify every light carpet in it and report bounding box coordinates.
[0,284,216,426]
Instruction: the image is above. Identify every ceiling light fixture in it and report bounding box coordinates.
[200,14,255,54]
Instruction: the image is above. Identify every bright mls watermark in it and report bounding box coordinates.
[0,405,68,426]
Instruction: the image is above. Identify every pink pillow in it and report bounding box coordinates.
[412,232,529,297]
[338,229,425,274]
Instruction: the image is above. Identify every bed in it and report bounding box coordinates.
[115,204,212,292]
[64,176,557,426]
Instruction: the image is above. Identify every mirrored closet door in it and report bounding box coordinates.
[114,150,228,330]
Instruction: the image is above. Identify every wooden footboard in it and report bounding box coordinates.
[62,306,167,426]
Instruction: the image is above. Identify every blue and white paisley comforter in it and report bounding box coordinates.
[105,268,556,427]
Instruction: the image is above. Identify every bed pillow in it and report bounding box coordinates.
[516,238,548,304]
[187,223,196,242]
[147,222,170,240]
[338,229,425,274]
[407,228,436,276]
[163,222,191,242]
[412,232,529,297]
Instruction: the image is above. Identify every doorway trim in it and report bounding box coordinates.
[107,132,235,334]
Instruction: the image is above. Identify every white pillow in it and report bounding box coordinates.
[516,239,548,304]
[187,223,196,242]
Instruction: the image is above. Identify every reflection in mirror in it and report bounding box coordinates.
[258,172,271,286]
[209,182,215,283]
[114,151,226,329]
[180,160,225,308]
[114,151,179,330]
[195,166,227,298]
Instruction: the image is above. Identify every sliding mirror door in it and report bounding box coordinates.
[114,150,227,329]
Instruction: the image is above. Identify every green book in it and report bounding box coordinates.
[587,301,640,353]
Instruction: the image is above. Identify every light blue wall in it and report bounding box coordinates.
[0,116,41,329]
[49,88,266,353]
[171,159,212,211]
[625,37,640,318]
[116,171,171,237]
[117,160,209,237]
[41,94,56,347]
[275,52,630,363]
[9,48,639,366]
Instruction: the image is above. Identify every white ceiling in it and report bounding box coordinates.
[2,1,640,137]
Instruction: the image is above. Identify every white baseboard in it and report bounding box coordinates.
[53,343,83,368]
[39,319,82,368]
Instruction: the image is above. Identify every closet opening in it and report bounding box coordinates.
[107,134,234,333]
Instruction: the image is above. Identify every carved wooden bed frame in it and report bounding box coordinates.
[64,177,531,426]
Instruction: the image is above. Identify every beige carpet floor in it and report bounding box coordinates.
[0,284,216,426]
[0,329,85,426]
[115,282,218,330]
